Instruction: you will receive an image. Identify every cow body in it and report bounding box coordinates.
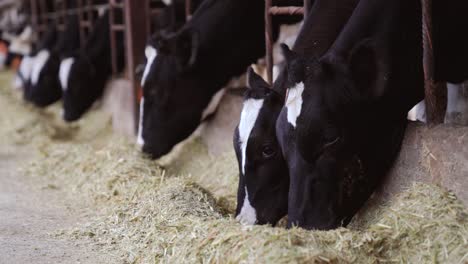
[60,10,125,122]
[234,0,359,226]
[275,0,423,230]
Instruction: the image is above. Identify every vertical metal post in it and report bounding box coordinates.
[145,0,151,36]
[422,0,447,124]
[185,0,192,20]
[304,0,311,17]
[109,0,118,74]
[265,0,273,84]
[87,0,94,26]
[124,0,149,133]
[30,0,40,39]
[77,0,86,47]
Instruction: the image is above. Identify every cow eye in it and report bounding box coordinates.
[262,145,276,159]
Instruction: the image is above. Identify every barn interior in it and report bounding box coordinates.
[0,0,467,263]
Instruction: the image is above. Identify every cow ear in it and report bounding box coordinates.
[348,38,380,97]
[172,29,199,70]
[280,43,298,64]
[156,30,199,70]
[247,67,270,90]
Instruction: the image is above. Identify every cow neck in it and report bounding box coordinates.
[36,24,58,52]
[183,0,264,90]
[328,0,423,117]
[52,15,80,56]
[273,0,359,98]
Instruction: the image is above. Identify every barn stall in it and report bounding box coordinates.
[0,0,466,263]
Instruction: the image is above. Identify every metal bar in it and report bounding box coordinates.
[77,0,87,46]
[186,0,192,20]
[30,0,40,38]
[111,24,126,31]
[124,0,150,134]
[87,0,94,28]
[422,0,447,124]
[304,0,311,17]
[109,0,119,74]
[265,0,273,84]
[269,6,304,16]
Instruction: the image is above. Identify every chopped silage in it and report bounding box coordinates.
[1,70,467,263]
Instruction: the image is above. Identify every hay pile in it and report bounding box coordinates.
[1,71,467,263]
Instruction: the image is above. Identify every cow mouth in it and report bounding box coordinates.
[142,143,171,160]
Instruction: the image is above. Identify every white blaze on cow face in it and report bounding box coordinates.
[141,46,157,87]
[31,49,50,85]
[162,0,172,5]
[239,98,264,175]
[285,82,304,128]
[236,187,257,225]
[137,98,145,146]
[236,98,263,226]
[59,58,75,91]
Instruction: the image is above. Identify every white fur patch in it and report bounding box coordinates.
[239,98,264,175]
[162,0,172,5]
[407,100,426,123]
[285,82,304,128]
[59,58,75,91]
[14,56,34,89]
[236,187,257,225]
[141,46,157,87]
[31,49,50,85]
[137,98,145,146]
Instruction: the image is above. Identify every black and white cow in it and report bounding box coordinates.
[22,24,59,102]
[275,0,424,230]
[60,9,125,122]
[138,0,304,159]
[233,0,359,226]
[27,14,81,107]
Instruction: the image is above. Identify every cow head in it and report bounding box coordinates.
[138,29,206,159]
[276,42,383,230]
[27,50,62,107]
[61,53,103,122]
[233,67,289,226]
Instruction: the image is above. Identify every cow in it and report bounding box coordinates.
[138,0,304,159]
[0,3,30,71]
[233,0,359,226]
[274,0,425,230]
[22,24,59,102]
[60,9,125,122]
[27,14,80,107]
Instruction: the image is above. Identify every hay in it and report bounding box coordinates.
[0,71,112,148]
[1,70,467,263]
